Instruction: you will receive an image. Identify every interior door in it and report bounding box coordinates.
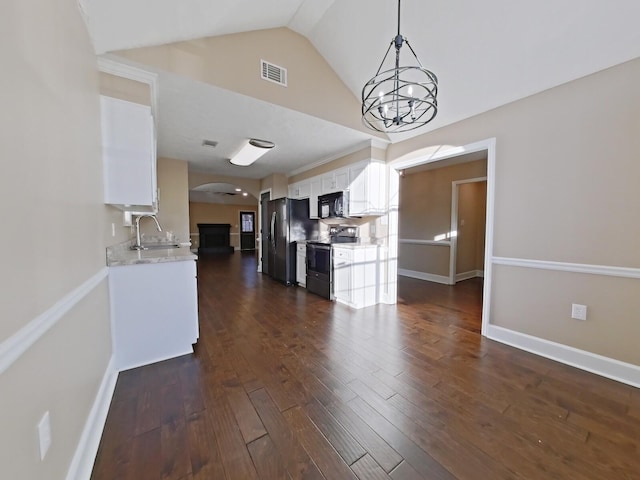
[239,211,256,250]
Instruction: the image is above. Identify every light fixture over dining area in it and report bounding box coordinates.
[229,138,275,166]
[362,0,438,133]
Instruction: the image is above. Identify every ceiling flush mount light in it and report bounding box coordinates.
[362,0,438,133]
[229,138,275,166]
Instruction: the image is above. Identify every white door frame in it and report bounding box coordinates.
[387,138,496,337]
[450,177,488,285]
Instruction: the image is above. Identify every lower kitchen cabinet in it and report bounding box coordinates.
[332,245,379,309]
[296,243,307,287]
[109,259,199,370]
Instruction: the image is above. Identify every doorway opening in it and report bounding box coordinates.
[387,138,496,337]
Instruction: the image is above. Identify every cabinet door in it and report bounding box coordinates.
[109,260,198,371]
[101,95,156,210]
[297,181,311,198]
[309,178,321,218]
[321,172,336,194]
[333,248,353,305]
[348,162,368,216]
[296,251,306,286]
[335,168,350,191]
[288,183,299,199]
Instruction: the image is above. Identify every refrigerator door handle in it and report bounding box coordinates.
[270,212,277,249]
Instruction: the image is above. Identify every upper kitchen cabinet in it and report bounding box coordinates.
[349,160,386,216]
[309,178,321,219]
[288,180,311,199]
[100,95,157,212]
[321,167,349,194]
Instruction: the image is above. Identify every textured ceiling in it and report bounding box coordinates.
[84,0,640,177]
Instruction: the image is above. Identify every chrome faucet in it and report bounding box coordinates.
[132,214,162,250]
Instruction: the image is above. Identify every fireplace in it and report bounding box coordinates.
[197,223,234,254]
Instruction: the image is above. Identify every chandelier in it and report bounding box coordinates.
[362,0,438,133]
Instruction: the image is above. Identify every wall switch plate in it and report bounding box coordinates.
[571,303,587,321]
[111,223,116,237]
[37,411,52,460]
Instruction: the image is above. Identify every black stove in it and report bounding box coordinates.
[305,226,359,300]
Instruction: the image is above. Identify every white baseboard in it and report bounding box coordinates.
[486,324,640,388]
[398,268,450,285]
[455,269,484,281]
[65,355,118,480]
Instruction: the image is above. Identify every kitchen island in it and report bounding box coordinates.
[107,244,199,371]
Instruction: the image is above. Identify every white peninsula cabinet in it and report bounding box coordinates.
[100,95,157,212]
[296,243,307,287]
[109,259,198,370]
[333,245,379,309]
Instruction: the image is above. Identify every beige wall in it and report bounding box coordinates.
[139,157,190,243]
[99,72,150,105]
[0,0,113,477]
[390,57,640,365]
[398,160,487,277]
[261,173,288,199]
[288,146,388,184]
[457,181,486,274]
[114,28,385,139]
[189,202,258,249]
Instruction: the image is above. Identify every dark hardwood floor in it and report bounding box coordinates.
[91,252,640,479]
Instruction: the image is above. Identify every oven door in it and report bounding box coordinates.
[306,243,332,299]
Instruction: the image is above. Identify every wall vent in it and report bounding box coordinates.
[261,60,287,87]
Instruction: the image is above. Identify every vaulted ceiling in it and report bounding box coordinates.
[82,0,640,177]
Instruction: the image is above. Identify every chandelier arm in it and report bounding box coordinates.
[374,41,394,76]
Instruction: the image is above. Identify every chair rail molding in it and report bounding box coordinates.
[492,256,640,279]
[0,267,109,375]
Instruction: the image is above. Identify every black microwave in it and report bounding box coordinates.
[318,191,348,219]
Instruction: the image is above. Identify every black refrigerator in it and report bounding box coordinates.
[265,198,317,285]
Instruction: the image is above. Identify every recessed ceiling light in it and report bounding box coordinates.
[235,188,242,192]
[242,192,248,197]
[229,138,275,166]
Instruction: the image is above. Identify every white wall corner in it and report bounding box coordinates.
[65,355,118,480]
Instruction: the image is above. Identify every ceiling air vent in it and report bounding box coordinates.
[261,60,287,87]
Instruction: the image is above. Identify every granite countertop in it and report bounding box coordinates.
[331,242,380,249]
[107,242,197,267]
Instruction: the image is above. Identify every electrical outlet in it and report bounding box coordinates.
[571,303,587,321]
[37,411,52,460]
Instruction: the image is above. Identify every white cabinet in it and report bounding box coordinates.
[321,167,349,194]
[348,160,386,216]
[332,245,379,309]
[109,260,199,370]
[296,243,307,287]
[288,180,310,200]
[100,95,157,212]
[333,248,353,305]
[309,178,321,219]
